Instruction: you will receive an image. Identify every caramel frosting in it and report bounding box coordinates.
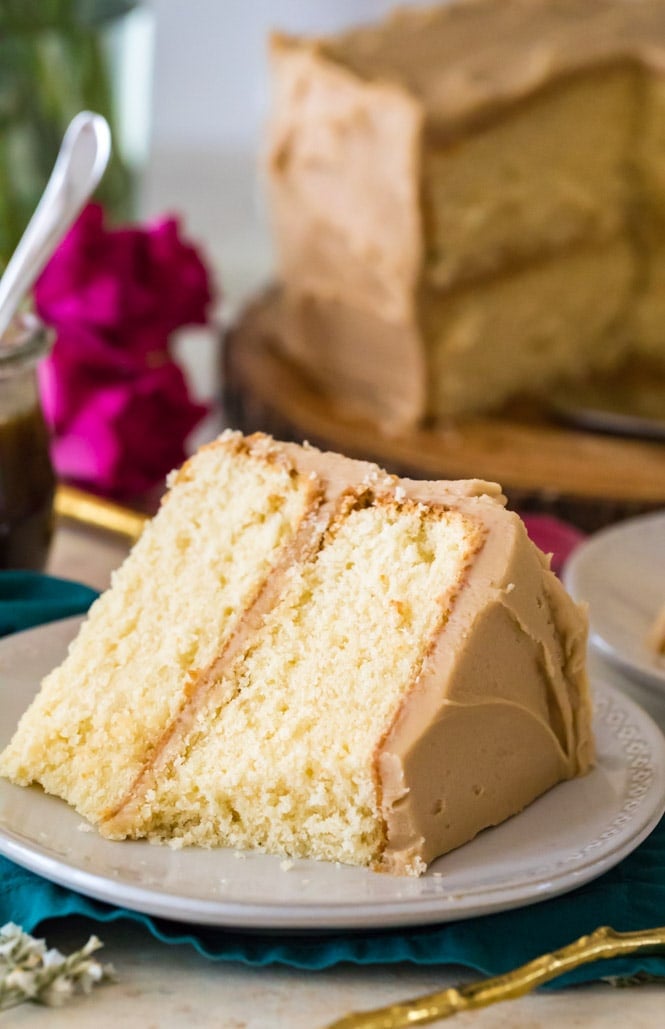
[376,481,592,873]
[316,0,665,138]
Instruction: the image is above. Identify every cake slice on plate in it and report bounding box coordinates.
[0,432,593,875]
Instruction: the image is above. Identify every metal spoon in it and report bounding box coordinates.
[0,110,111,341]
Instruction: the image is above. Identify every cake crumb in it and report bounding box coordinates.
[77,822,94,833]
[280,859,295,871]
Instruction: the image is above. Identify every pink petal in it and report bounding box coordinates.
[522,514,585,576]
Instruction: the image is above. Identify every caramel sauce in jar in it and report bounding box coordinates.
[0,316,56,570]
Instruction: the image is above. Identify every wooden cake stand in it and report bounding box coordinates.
[223,296,665,531]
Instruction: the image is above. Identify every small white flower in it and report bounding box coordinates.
[5,968,38,996]
[42,948,65,968]
[0,923,114,1011]
[41,976,75,1007]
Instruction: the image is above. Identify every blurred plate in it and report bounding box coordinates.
[564,511,665,689]
[551,370,665,440]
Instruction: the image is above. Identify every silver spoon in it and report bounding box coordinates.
[0,110,111,341]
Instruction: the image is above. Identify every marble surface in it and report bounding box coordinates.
[7,915,665,1028]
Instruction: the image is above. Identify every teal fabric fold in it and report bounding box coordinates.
[1,569,664,985]
[0,571,97,637]
[3,831,665,984]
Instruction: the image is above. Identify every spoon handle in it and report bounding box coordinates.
[0,110,111,340]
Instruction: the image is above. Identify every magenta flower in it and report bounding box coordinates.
[44,361,208,497]
[522,514,585,577]
[35,203,215,497]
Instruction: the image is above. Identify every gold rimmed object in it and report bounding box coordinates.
[54,484,148,543]
[325,925,665,1028]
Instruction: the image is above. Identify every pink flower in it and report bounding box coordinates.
[522,514,585,576]
[36,204,212,358]
[35,203,215,496]
[42,360,208,497]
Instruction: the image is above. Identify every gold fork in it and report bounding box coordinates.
[324,925,665,1028]
[54,484,147,542]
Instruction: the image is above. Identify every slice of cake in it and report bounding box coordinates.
[0,432,593,875]
[265,0,665,426]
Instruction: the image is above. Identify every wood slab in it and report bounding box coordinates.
[223,297,665,530]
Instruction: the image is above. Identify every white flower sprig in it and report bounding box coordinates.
[0,922,115,1010]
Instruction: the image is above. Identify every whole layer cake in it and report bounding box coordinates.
[0,432,593,875]
[266,0,665,427]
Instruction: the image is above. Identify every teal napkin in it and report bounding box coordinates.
[1,570,665,986]
[0,571,98,637]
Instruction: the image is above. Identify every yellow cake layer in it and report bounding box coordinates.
[632,243,665,361]
[422,67,637,289]
[0,437,320,822]
[425,241,635,417]
[106,499,482,867]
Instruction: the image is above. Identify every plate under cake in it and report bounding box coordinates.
[0,617,663,929]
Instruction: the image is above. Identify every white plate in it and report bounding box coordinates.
[1,617,664,931]
[564,511,665,690]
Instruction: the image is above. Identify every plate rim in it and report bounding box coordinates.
[1,617,664,931]
[563,510,665,690]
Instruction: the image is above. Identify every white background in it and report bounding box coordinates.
[148,1,425,154]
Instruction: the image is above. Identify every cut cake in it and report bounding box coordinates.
[0,432,593,875]
[266,0,665,426]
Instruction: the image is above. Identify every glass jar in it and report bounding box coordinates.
[0,315,56,570]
